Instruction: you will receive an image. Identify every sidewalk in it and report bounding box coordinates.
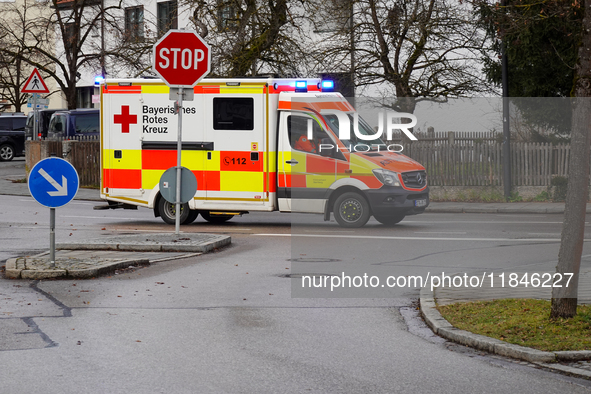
[420,268,591,380]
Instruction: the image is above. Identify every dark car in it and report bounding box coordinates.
[25,109,67,140]
[47,109,100,140]
[0,113,26,161]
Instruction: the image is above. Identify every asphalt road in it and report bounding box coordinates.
[1,189,591,392]
[2,157,591,392]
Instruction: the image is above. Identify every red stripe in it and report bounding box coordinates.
[265,172,277,193]
[194,86,221,94]
[103,169,141,189]
[142,150,177,170]
[103,85,141,94]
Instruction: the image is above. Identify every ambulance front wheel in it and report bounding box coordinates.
[333,192,371,228]
[374,213,405,226]
[158,198,190,225]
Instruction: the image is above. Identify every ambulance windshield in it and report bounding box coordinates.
[324,113,386,151]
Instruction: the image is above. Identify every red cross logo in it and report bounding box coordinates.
[114,105,137,133]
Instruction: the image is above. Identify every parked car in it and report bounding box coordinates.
[47,109,100,140]
[25,109,67,140]
[0,113,26,161]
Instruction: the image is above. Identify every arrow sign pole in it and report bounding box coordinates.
[28,158,79,268]
[49,208,56,266]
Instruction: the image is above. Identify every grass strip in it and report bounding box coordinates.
[437,299,591,352]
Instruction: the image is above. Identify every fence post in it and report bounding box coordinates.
[427,126,435,140]
[62,140,73,164]
[448,131,455,145]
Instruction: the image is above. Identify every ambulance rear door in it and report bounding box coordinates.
[102,84,144,202]
[202,83,269,208]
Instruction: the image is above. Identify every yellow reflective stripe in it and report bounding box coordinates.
[220,87,265,94]
[142,85,169,94]
[220,171,264,192]
[350,154,378,175]
[289,151,307,173]
[206,150,220,171]
[180,150,205,170]
[267,150,277,172]
[103,149,141,170]
[142,169,164,190]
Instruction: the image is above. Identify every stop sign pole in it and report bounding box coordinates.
[152,30,211,234]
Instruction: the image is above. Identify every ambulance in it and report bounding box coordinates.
[99,77,429,227]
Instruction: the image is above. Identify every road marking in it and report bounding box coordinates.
[414,231,467,234]
[303,230,356,233]
[254,233,588,242]
[404,220,570,224]
[62,215,145,220]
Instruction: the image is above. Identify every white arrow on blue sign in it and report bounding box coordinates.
[28,157,79,208]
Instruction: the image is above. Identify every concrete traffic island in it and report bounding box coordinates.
[5,233,231,280]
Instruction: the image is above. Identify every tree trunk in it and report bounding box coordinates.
[550,0,591,319]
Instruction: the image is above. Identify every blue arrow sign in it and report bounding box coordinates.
[28,157,79,208]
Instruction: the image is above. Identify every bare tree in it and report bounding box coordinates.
[308,0,490,113]
[187,0,312,77]
[0,0,50,112]
[0,0,156,110]
[550,0,591,319]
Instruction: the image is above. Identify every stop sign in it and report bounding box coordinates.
[152,30,211,88]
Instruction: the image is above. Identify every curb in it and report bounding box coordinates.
[419,286,591,379]
[5,257,150,279]
[56,235,231,253]
[425,207,575,214]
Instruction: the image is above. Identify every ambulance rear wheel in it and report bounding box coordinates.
[333,192,370,228]
[158,198,190,225]
[201,212,234,224]
[374,213,405,226]
[185,210,199,225]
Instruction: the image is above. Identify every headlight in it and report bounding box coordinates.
[372,169,401,187]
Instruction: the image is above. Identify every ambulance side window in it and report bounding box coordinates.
[288,115,335,156]
[213,98,253,130]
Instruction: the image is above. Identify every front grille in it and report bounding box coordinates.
[401,171,427,188]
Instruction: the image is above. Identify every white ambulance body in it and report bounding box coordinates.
[100,78,429,227]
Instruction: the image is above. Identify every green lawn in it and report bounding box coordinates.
[437,299,591,352]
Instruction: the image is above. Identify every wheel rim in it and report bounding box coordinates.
[339,198,363,223]
[0,146,12,160]
[163,201,181,219]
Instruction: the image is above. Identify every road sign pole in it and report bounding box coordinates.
[175,87,183,235]
[49,207,55,267]
[34,94,38,141]
[29,158,80,269]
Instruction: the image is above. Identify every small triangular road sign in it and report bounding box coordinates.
[21,68,50,94]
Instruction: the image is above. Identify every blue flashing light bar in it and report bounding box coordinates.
[94,75,105,85]
[321,80,334,91]
[295,80,308,93]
